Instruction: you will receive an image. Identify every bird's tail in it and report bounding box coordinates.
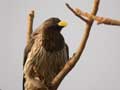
[23,77,25,90]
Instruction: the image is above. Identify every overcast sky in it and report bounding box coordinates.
[0,0,120,90]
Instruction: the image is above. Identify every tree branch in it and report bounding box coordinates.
[26,10,34,45]
[74,8,120,26]
[51,0,100,89]
[65,3,88,23]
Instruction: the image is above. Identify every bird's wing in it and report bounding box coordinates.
[23,39,34,66]
[23,28,40,66]
[23,38,34,90]
[65,44,69,60]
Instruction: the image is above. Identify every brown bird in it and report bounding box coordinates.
[23,17,69,90]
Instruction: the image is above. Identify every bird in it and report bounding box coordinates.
[23,17,69,90]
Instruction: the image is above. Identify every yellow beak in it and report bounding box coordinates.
[58,21,68,27]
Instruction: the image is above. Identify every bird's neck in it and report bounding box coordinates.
[42,31,65,52]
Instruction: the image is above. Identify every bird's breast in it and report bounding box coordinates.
[41,32,65,52]
[24,39,68,82]
[24,33,67,81]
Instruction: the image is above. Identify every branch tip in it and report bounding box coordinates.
[65,3,88,23]
[29,10,35,17]
[26,10,35,45]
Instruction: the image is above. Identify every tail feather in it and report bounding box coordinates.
[23,77,25,90]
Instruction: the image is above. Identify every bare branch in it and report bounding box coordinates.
[65,3,88,23]
[91,0,99,15]
[51,0,100,89]
[75,8,120,26]
[26,10,34,45]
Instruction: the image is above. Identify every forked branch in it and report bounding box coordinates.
[75,8,120,26]
[51,0,100,89]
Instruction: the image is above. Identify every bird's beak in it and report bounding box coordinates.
[58,21,68,27]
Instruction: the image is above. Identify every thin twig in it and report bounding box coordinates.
[65,3,88,23]
[51,0,100,89]
[26,10,34,45]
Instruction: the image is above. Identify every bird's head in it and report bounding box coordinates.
[41,17,68,32]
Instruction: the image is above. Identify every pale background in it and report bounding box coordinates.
[0,0,120,90]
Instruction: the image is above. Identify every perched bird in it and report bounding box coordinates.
[23,17,69,90]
